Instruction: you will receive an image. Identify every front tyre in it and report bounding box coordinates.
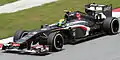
[47,32,64,52]
[13,30,28,42]
[103,17,119,35]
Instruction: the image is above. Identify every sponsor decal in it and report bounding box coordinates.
[12,43,20,46]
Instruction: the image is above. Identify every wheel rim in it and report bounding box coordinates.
[111,19,119,33]
[54,34,64,50]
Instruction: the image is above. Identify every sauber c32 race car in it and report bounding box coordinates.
[1,3,119,54]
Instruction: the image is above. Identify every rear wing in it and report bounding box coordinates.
[85,3,112,17]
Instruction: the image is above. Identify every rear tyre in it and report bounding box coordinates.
[103,17,119,35]
[47,32,64,52]
[13,30,28,42]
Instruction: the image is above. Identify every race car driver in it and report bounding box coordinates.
[57,19,66,27]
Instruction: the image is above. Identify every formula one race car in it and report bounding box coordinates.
[1,3,119,53]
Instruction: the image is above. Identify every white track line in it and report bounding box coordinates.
[0,0,57,13]
[0,37,13,43]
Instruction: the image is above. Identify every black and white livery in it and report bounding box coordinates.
[1,3,119,53]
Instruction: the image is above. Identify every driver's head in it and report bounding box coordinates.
[57,19,66,27]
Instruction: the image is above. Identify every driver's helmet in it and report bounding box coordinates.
[57,19,66,27]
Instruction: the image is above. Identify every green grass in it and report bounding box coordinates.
[0,0,17,5]
[0,0,120,38]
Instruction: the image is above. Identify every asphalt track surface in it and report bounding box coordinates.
[0,18,119,60]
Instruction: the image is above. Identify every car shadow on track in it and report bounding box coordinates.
[2,51,51,56]
[73,35,106,45]
[1,49,65,56]
[67,33,120,45]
